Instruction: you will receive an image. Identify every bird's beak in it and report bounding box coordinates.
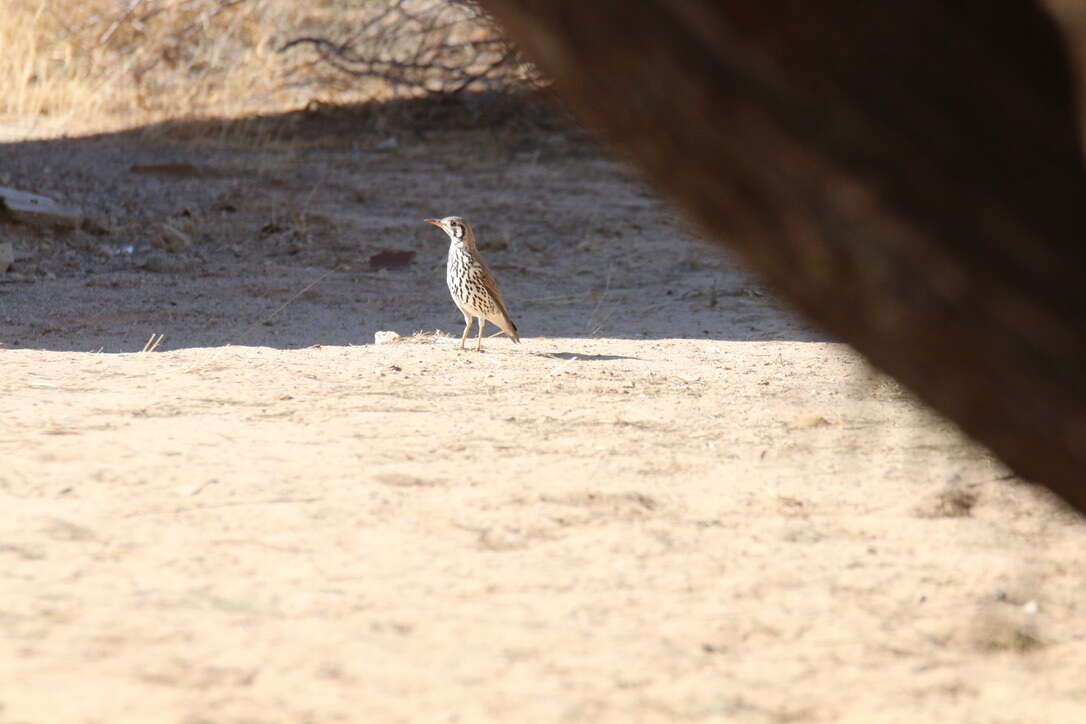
[425,219,441,227]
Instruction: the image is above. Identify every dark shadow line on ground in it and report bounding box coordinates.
[529,352,641,361]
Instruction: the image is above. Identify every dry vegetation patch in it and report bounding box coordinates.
[1,0,530,135]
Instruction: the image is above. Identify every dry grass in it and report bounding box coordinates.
[0,0,508,136]
[139,332,166,353]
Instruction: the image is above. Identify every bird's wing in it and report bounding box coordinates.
[479,263,514,321]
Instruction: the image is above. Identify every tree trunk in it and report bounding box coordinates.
[480,0,1086,512]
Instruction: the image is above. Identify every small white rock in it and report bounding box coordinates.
[0,185,81,228]
[374,330,401,345]
[0,242,13,272]
[1023,600,1039,615]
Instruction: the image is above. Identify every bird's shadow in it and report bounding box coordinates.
[530,352,641,362]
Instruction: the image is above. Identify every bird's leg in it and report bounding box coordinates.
[460,312,472,350]
[476,318,485,352]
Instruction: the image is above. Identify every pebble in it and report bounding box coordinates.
[374,330,401,344]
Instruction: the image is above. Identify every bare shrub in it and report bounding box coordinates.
[280,0,540,96]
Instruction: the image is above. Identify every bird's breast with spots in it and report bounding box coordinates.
[447,249,496,315]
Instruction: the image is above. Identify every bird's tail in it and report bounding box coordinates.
[494,314,520,343]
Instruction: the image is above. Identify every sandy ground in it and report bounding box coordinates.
[2,104,1086,722]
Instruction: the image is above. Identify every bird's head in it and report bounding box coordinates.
[426,216,475,248]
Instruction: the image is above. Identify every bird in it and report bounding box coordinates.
[425,216,520,351]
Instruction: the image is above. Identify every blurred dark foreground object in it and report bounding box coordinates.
[480,0,1086,513]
